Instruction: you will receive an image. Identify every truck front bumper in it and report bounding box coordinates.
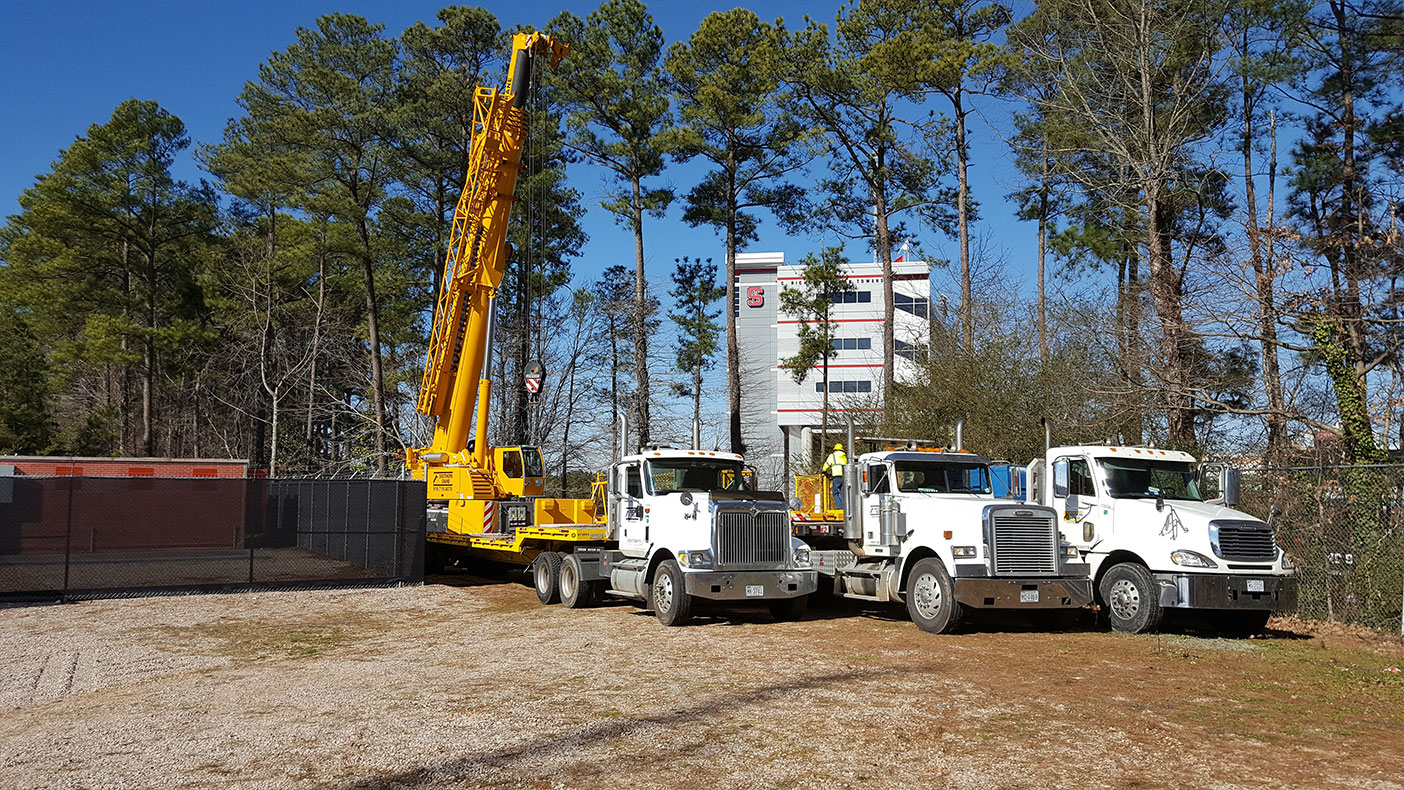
[953,578,1093,609]
[683,569,819,601]
[1154,572,1297,611]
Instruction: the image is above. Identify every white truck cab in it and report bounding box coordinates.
[1026,445,1297,634]
[547,447,818,626]
[799,444,1093,633]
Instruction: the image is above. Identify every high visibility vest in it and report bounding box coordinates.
[823,451,847,476]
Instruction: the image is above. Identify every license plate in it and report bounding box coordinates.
[1020,589,1040,603]
[1246,579,1264,592]
[745,584,765,597]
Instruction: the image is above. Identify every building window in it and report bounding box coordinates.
[830,337,873,351]
[895,292,929,317]
[816,380,874,393]
[827,290,872,304]
[894,339,926,361]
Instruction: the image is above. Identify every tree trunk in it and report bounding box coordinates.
[305,234,326,469]
[873,180,895,399]
[1242,72,1287,462]
[726,155,742,455]
[355,217,388,475]
[630,174,650,449]
[1037,140,1050,362]
[1145,185,1193,446]
[954,93,973,351]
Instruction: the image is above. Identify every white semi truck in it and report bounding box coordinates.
[534,442,819,627]
[1025,441,1297,634]
[796,432,1094,634]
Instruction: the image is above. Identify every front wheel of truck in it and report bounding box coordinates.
[1099,562,1163,634]
[651,560,693,626]
[769,595,808,622]
[905,558,963,634]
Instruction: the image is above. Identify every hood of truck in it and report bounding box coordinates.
[1094,497,1288,574]
[896,494,1005,546]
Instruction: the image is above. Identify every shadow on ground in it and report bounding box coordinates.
[334,665,905,790]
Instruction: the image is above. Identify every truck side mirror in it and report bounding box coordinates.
[1220,467,1241,507]
[1052,459,1069,498]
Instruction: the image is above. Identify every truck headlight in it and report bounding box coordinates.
[1280,550,1293,571]
[1060,542,1079,559]
[680,550,712,569]
[794,546,811,567]
[951,546,977,558]
[1170,549,1218,568]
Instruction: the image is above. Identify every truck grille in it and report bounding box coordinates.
[989,508,1057,576]
[1212,520,1276,562]
[716,509,789,569]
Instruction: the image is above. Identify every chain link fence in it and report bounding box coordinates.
[0,475,424,599]
[1239,464,1404,631]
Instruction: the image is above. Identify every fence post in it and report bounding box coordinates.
[62,473,74,601]
[393,480,402,580]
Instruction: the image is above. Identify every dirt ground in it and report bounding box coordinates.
[2,567,1402,790]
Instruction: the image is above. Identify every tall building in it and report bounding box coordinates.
[734,251,932,490]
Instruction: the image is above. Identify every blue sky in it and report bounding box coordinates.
[0,0,1041,301]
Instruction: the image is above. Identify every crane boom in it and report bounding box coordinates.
[410,32,567,476]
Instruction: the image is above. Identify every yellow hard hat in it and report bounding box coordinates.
[833,443,844,450]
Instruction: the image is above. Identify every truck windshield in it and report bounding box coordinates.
[892,461,991,494]
[1099,459,1203,500]
[645,459,745,494]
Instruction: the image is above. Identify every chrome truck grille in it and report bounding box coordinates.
[987,507,1058,576]
[716,509,789,569]
[1211,520,1276,562]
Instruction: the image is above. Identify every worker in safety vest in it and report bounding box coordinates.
[822,443,848,511]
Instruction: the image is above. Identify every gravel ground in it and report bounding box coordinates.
[2,568,1402,790]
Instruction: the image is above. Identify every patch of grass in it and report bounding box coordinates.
[141,617,378,664]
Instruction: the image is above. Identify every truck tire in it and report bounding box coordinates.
[905,558,963,634]
[533,551,563,605]
[1099,562,1163,634]
[559,554,596,609]
[1210,609,1271,637]
[769,595,808,622]
[651,560,693,626]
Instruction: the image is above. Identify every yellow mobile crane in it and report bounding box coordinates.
[406,31,601,566]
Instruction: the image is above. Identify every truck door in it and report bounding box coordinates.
[1051,456,1101,547]
[618,462,648,556]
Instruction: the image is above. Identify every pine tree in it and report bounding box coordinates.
[780,246,857,462]
[668,257,725,434]
[666,8,810,454]
[549,0,675,449]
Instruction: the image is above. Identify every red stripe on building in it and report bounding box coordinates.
[777,318,885,324]
[777,408,884,413]
[777,363,883,369]
[776,273,927,281]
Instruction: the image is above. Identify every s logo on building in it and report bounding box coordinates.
[746,286,764,307]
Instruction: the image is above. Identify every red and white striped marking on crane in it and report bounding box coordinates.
[483,501,497,532]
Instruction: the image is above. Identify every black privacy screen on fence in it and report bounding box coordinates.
[0,476,425,599]
[1240,465,1404,631]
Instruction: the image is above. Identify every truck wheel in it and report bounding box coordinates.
[905,558,962,634]
[651,560,693,626]
[1099,563,1163,634]
[533,551,563,605]
[769,595,808,622]
[559,554,596,609]
[1210,609,1271,637]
